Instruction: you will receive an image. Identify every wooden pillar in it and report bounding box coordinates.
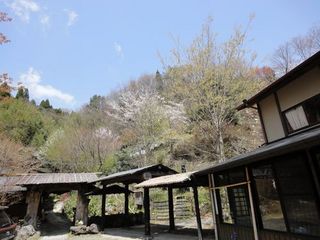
[25,190,42,228]
[101,185,106,228]
[208,174,219,240]
[193,186,203,240]
[246,167,259,240]
[144,188,151,236]
[168,186,175,231]
[75,187,89,225]
[124,184,129,215]
[101,185,106,217]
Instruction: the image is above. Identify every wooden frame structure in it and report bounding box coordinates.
[197,142,320,240]
[135,172,209,239]
[14,173,99,227]
[91,164,177,228]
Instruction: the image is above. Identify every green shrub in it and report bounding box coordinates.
[64,192,77,220]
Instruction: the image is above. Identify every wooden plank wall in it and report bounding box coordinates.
[218,224,254,240]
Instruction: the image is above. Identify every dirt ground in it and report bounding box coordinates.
[37,211,214,240]
[39,227,214,240]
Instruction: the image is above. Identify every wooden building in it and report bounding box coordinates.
[91,164,177,228]
[195,51,320,240]
[13,173,99,227]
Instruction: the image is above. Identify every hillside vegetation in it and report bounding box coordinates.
[1,19,319,175]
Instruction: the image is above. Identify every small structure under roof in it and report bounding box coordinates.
[135,171,209,240]
[92,164,177,229]
[4,173,100,228]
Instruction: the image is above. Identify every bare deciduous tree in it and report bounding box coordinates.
[0,134,39,205]
[272,42,296,75]
[272,24,320,76]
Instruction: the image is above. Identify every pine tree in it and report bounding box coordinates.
[16,87,30,101]
[155,70,163,92]
[40,99,52,109]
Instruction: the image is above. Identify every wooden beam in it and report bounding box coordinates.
[193,186,203,240]
[101,185,106,228]
[274,92,288,137]
[168,186,175,231]
[208,174,219,240]
[75,187,89,225]
[257,103,268,144]
[124,184,129,215]
[101,185,106,217]
[25,190,42,228]
[144,188,151,236]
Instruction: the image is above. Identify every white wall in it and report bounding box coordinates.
[259,94,285,142]
[277,67,320,111]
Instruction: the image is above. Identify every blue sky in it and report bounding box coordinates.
[1,0,320,109]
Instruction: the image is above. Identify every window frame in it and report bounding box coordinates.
[214,167,252,227]
[249,163,288,232]
[249,151,320,237]
[282,93,320,134]
[216,184,252,227]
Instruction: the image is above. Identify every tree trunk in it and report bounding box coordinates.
[25,190,42,228]
[218,128,225,162]
[75,187,89,225]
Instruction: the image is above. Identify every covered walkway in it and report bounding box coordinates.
[135,172,211,240]
[3,173,99,227]
[90,164,177,228]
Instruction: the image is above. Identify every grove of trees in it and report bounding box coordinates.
[0,16,319,177]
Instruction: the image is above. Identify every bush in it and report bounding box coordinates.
[64,192,77,220]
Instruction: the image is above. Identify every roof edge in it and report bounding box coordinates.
[237,50,320,111]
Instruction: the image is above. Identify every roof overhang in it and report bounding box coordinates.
[237,50,320,111]
[195,127,320,175]
[92,164,177,185]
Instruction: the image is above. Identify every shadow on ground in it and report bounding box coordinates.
[103,224,214,240]
[40,211,71,236]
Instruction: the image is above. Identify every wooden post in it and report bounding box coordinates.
[25,190,41,228]
[124,184,129,215]
[144,188,151,236]
[168,186,175,231]
[75,187,89,225]
[246,167,259,240]
[208,174,219,240]
[101,185,106,228]
[193,186,203,240]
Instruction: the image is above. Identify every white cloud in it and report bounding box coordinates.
[9,0,40,22]
[40,14,50,28]
[20,67,75,104]
[65,10,78,27]
[114,42,124,58]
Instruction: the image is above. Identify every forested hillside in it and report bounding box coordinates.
[1,17,319,175]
